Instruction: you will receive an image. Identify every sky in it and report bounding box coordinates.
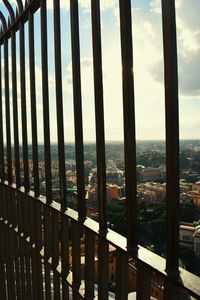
[0,0,200,143]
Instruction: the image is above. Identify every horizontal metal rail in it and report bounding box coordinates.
[0,181,199,299]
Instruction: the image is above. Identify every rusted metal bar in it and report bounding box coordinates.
[53,0,67,211]
[29,9,39,197]
[70,0,86,221]
[161,0,180,277]
[119,0,138,254]
[91,0,107,234]
[40,0,52,204]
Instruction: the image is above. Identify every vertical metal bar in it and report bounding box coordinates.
[163,278,180,300]
[29,196,40,299]
[2,186,8,297]
[13,190,22,300]
[119,0,138,253]
[8,187,18,299]
[52,209,60,300]
[0,184,6,297]
[19,20,30,191]
[0,47,4,181]
[22,192,32,299]
[11,29,20,188]
[43,205,52,300]
[70,0,86,221]
[85,229,95,299]
[136,261,151,300]
[53,0,67,211]
[29,196,36,299]
[17,191,27,299]
[98,237,109,299]
[19,191,29,299]
[3,225,10,299]
[4,185,9,224]
[71,220,81,299]
[4,37,12,184]
[35,201,43,299]
[6,184,11,224]
[161,0,179,277]
[18,193,28,296]
[14,239,22,300]
[25,247,33,300]
[29,9,39,197]
[91,0,107,233]
[40,0,52,204]
[116,249,128,300]
[0,222,7,299]
[61,214,69,299]
[3,188,16,299]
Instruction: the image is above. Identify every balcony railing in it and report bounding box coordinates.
[0,0,199,299]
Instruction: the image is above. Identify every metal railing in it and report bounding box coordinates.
[0,0,199,299]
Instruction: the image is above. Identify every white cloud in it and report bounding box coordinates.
[2,0,200,141]
[79,0,117,11]
[149,0,200,97]
[46,0,69,11]
[46,0,117,11]
[150,0,161,13]
[62,57,96,141]
[112,0,200,139]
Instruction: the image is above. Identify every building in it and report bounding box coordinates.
[194,225,200,256]
[179,224,195,246]
[180,222,200,256]
[106,184,120,201]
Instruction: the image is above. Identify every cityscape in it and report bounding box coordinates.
[7,139,200,279]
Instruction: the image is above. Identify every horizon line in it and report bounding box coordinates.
[9,138,200,146]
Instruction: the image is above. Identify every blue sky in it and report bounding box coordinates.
[0,0,200,143]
